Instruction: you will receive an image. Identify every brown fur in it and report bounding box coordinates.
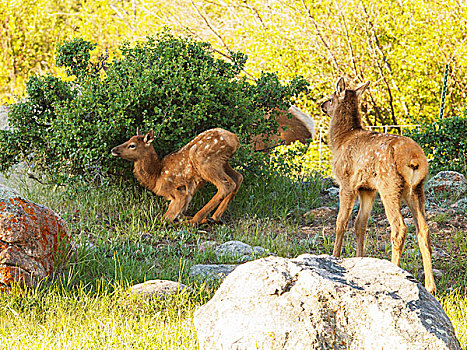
[251,106,315,151]
[111,128,243,224]
[321,77,436,294]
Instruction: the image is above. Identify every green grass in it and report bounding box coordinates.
[0,170,466,349]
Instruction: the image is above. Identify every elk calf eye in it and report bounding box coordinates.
[128,144,136,149]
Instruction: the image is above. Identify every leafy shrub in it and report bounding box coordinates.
[409,115,467,175]
[0,33,309,184]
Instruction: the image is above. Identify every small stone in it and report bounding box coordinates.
[252,246,274,257]
[303,206,337,221]
[378,218,389,226]
[451,197,467,212]
[215,241,254,262]
[426,171,467,199]
[326,187,340,197]
[190,264,237,280]
[419,268,443,279]
[404,218,414,227]
[432,247,450,260]
[129,279,189,299]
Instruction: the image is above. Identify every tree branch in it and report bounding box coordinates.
[300,0,342,74]
[190,0,232,53]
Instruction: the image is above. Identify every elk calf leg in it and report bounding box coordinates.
[405,191,436,294]
[211,166,243,222]
[354,189,376,257]
[380,194,406,266]
[333,189,357,257]
[190,175,236,224]
[164,196,189,222]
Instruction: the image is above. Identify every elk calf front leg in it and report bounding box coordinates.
[164,196,188,222]
[333,189,357,257]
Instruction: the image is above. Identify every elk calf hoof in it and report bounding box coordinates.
[198,217,224,226]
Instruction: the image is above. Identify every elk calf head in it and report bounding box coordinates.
[111,130,154,162]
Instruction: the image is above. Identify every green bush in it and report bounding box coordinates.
[0,33,309,184]
[409,115,467,175]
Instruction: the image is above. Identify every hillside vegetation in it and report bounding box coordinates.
[2,0,466,127]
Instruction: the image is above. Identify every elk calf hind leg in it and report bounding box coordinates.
[404,189,436,294]
[380,193,407,266]
[210,164,243,222]
[354,189,376,257]
[333,189,357,257]
[190,172,236,224]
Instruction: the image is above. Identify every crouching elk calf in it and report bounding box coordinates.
[111,128,243,225]
[320,77,436,294]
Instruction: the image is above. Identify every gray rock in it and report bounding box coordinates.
[303,206,337,221]
[252,246,272,257]
[432,247,450,260]
[426,171,467,199]
[0,105,9,131]
[404,217,414,227]
[190,264,237,280]
[129,279,188,299]
[451,197,467,212]
[194,254,460,350]
[215,240,255,262]
[326,186,340,196]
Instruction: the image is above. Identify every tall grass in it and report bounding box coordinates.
[0,167,466,349]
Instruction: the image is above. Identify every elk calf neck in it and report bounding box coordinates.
[320,77,436,294]
[111,128,243,225]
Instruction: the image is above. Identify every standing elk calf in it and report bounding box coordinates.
[320,77,436,294]
[111,128,243,225]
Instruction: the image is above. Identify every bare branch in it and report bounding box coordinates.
[300,0,342,74]
[190,0,232,53]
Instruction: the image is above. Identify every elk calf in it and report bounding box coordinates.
[320,77,436,294]
[111,128,243,225]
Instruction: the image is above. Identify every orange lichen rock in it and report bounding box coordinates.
[0,185,70,292]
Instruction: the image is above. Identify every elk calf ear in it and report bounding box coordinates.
[144,129,155,145]
[336,77,346,96]
[356,81,370,97]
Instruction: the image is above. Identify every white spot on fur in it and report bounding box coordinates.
[205,144,210,149]
[214,139,218,144]
[165,170,169,174]
[220,136,224,141]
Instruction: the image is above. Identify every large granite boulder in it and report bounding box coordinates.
[194,254,460,350]
[0,185,70,292]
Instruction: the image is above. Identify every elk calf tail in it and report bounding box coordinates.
[288,106,315,138]
[393,140,428,196]
[407,160,421,195]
